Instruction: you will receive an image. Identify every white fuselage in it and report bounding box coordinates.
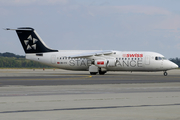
[7,27,178,75]
[26,50,178,72]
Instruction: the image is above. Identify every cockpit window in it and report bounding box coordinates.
[162,57,167,60]
[155,56,166,60]
[155,57,158,60]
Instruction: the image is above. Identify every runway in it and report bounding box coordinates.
[0,75,180,86]
[0,69,180,120]
[0,69,180,86]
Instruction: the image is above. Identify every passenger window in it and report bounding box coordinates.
[132,58,133,60]
[119,58,121,60]
[128,58,130,60]
[125,58,127,60]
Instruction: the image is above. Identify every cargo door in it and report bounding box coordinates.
[160,58,163,68]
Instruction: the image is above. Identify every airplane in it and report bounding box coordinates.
[6,27,178,76]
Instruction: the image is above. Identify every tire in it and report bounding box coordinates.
[90,72,98,75]
[99,70,106,75]
[164,71,168,76]
[99,72,105,75]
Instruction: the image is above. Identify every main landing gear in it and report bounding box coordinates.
[89,65,107,75]
[163,71,168,76]
[90,71,106,75]
[90,72,98,75]
[99,70,106,75]
[90,70,107,75]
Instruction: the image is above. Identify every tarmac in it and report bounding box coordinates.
[0,69,180,120]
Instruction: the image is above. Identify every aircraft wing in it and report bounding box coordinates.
[69,50,114,58]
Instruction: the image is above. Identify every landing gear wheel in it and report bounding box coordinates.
[99,70,106,75]
[164,71,168,76]
[99,71,106,75]
[90,72,98,75]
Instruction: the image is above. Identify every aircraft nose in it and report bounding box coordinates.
[171,62,178,69]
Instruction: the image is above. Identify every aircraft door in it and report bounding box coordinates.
[160,59,163,68]
[145,56,150,65]
[51,55,56,64]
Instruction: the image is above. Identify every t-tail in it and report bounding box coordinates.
[6,27,58,53]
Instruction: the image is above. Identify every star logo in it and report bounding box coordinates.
[24,35,38,50]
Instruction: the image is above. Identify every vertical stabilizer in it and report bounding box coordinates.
[6,27,58,53]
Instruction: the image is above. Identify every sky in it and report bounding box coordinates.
[1,0,180,58]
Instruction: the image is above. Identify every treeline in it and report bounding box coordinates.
[0,52,51,68]
[169,58,180,67]
[0,52,24,58]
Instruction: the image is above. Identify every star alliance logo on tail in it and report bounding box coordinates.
[24,35,38,50]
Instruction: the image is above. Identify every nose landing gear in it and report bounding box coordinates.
[163,71,168,76]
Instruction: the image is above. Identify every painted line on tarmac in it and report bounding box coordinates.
[0,76,92,81]
[0,103,180,114]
